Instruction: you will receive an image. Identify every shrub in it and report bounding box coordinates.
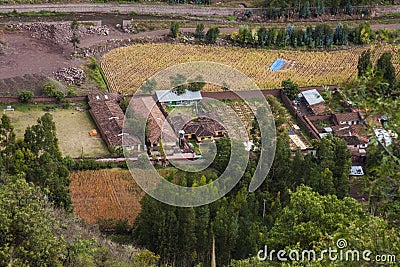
[19,90,34,103]
[43,83,57,97]
[205,27,220,43]
[66,88,77,97]
[43,105,57,111]
[194,23,205,39]
[170,22,180,38]
[43,82,65,103]
[54,90,65,103]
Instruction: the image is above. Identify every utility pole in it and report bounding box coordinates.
[211,235,216,267]
[262,199,267,219]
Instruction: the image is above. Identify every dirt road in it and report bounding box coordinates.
[2,3,400,17]
[0,3,244,16]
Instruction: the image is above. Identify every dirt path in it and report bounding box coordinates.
[77,27,238,48]
[370,23,400,30]
[3,3,400,17]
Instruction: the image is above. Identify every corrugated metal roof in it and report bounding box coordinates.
[156,90,202,102]
[374,128,392,147]
[350,166,364,176]
[302,89,325,106]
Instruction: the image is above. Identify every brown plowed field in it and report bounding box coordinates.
[69,169,144,224]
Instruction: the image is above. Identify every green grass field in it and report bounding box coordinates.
[1,102,109,158]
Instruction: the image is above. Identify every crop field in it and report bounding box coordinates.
[226,100,259,136]
[1,103,109,158]
[101,43,400,94]
[69,169,145,225]
[199,99,265,140]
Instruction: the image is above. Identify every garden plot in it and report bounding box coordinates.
[226,100,262,135]
[201,101,246,141]
[201,99,263,141]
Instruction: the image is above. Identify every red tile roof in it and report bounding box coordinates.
[331,124,369,145]
[88,92,125,147]
[182,117,226,138]
[334,112,361,124]
[130,96,176,146]
[310,102,328,115]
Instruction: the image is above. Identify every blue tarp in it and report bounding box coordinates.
[269,59,285,71]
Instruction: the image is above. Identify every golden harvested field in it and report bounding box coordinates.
[101,43,400,94]
[69,169,144,224]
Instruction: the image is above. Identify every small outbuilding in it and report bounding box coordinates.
[301,89,327,115]
[350,166,364,176]
[156,90,202,107]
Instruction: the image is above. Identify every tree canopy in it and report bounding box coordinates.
[357,49,372,77]
[0,178,66,266]
[282,79,299,101]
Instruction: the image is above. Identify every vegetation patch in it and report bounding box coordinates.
[84,57,109,92]
[2,10,68,17]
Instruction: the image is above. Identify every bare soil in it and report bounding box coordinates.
[0,31,72,79]
[0,25,130,94]
[0,25,230,91]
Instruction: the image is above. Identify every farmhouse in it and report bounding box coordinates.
[182,117,227,142]
[333,112,363,125]
[302,105,369,160]
[129,96,177,149]
[88,93,126,148]
[301,89,327,115]
[156,90,202,107]
[317,120,369,160]
[88,93,145,152]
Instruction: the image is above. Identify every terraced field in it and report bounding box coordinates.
[101,43,400,94]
